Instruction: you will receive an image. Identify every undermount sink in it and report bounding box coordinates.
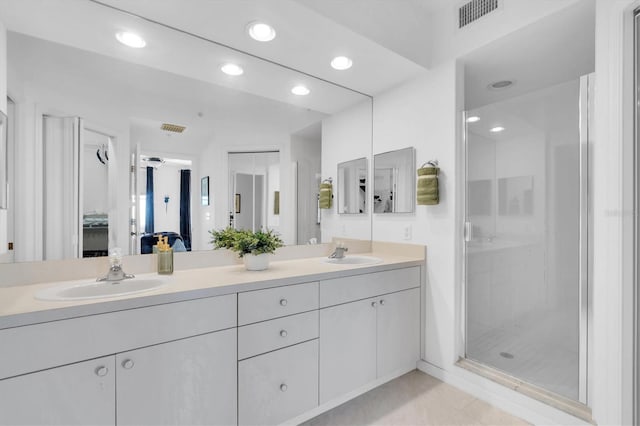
[35,276,170,301]
[322,255,383,265]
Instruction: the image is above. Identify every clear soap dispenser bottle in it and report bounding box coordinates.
[157,236,173,275]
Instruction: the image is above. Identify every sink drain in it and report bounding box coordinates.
[499,352,514,359]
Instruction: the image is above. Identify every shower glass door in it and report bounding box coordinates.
[464,76,591,403]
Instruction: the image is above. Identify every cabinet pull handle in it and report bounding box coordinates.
[279,298,288,306]
[371,301,378,308]
[280,329,288,338]
[121,359,135,370]
[379,299,385,306]
[280,383,288,392]
[95,366,109,377]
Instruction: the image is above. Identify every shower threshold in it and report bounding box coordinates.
[456,358,593,423]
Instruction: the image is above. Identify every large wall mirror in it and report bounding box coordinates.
[0,0,372,264]
[373,147,415,214]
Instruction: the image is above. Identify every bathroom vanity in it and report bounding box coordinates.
[0,250,423,425]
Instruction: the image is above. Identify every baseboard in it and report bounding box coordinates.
[417,360,592,426]
[284,364,416,425]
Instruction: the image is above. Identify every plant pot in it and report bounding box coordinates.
[243,253,270,271]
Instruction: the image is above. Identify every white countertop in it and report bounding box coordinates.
[0,252,424,330]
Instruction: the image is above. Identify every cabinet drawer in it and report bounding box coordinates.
[320,267,420,307]
[239,340,318,426]
[0,294,236,380]
[238,281,318,325]
[238,311,318,360]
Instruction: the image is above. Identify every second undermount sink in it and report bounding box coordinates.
[322,255,383,265]
[35,276,170,301]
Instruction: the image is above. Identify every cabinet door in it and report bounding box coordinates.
[0,356,115,426]
[239,340,318,426]
[116,328,236,426]
[377,288,420,378]
[319,297,377,404]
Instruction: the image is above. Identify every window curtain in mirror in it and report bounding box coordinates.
[180,169,192,251]
[43,116,81,260]
[145,166,154,234]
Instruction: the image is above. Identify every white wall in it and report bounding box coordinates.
[321,99,372,242]
[592,0,637,424]
[0,20,7,260]
[372,64,458,368]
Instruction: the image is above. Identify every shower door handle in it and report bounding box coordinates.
[464,222,472,242]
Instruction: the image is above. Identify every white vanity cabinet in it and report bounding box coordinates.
[0,294,237,426]
[0,356,116,426]
[116,328,237,426]
[319,267,421,404]
[237,281,320,426]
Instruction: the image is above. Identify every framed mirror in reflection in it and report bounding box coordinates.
[373,147,415,214]
[337,158,367,214]
[1,0,372,263]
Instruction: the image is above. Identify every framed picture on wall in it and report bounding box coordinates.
[201,176,210,206]
[235,193,241,214]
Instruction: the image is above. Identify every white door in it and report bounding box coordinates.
[0,356,115,425]
[319,297,377,404]
[116,329,237,426]
[377,288,420,378]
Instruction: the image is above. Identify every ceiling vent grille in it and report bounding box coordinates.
[160,123,186,133]
[458,0,499,28]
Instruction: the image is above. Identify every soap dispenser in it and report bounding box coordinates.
[156,236,173,275]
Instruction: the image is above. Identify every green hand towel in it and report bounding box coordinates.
[417,167,439,205]
[319,182,333,209]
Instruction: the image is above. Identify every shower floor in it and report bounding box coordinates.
[467,309,579,401]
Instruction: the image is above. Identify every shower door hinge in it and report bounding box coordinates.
[8,242,13,250]
[130,165,136,173]
[464,222,472,242]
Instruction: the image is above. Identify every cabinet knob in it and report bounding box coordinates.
[371,301,378,308]
[95,366,109,377]
[121,359,135,369]
[280,383,288,392]
[280,329,288,338]
[379,299,385,306]
[279,298,288,306]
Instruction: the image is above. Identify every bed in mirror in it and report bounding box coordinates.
[0,0,372,263]
[373,147,415,214]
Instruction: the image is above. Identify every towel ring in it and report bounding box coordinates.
[420,160,439,168]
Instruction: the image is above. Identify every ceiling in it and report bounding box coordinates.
[93,0,430,96]
[463,0,595,110]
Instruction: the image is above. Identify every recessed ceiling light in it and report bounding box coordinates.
[488,80,514,90]
[331,56,353,70]
[466,116,480,123]
[490,126,505,133]
[115,31,146,48]
[247,21,276,42]
[221,63,244,76]
[291,85,310,96]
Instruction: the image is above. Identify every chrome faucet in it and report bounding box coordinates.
[97,248,134,282]
[329,244,348,259]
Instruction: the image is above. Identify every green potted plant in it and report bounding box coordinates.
[209,227,284,271]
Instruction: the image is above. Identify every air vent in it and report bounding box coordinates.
[458,0,499,28]
[160,123,186,133]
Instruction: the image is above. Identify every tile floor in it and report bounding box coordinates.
[302,370,530,426]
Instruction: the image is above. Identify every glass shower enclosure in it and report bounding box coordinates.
[464,75,592,403]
